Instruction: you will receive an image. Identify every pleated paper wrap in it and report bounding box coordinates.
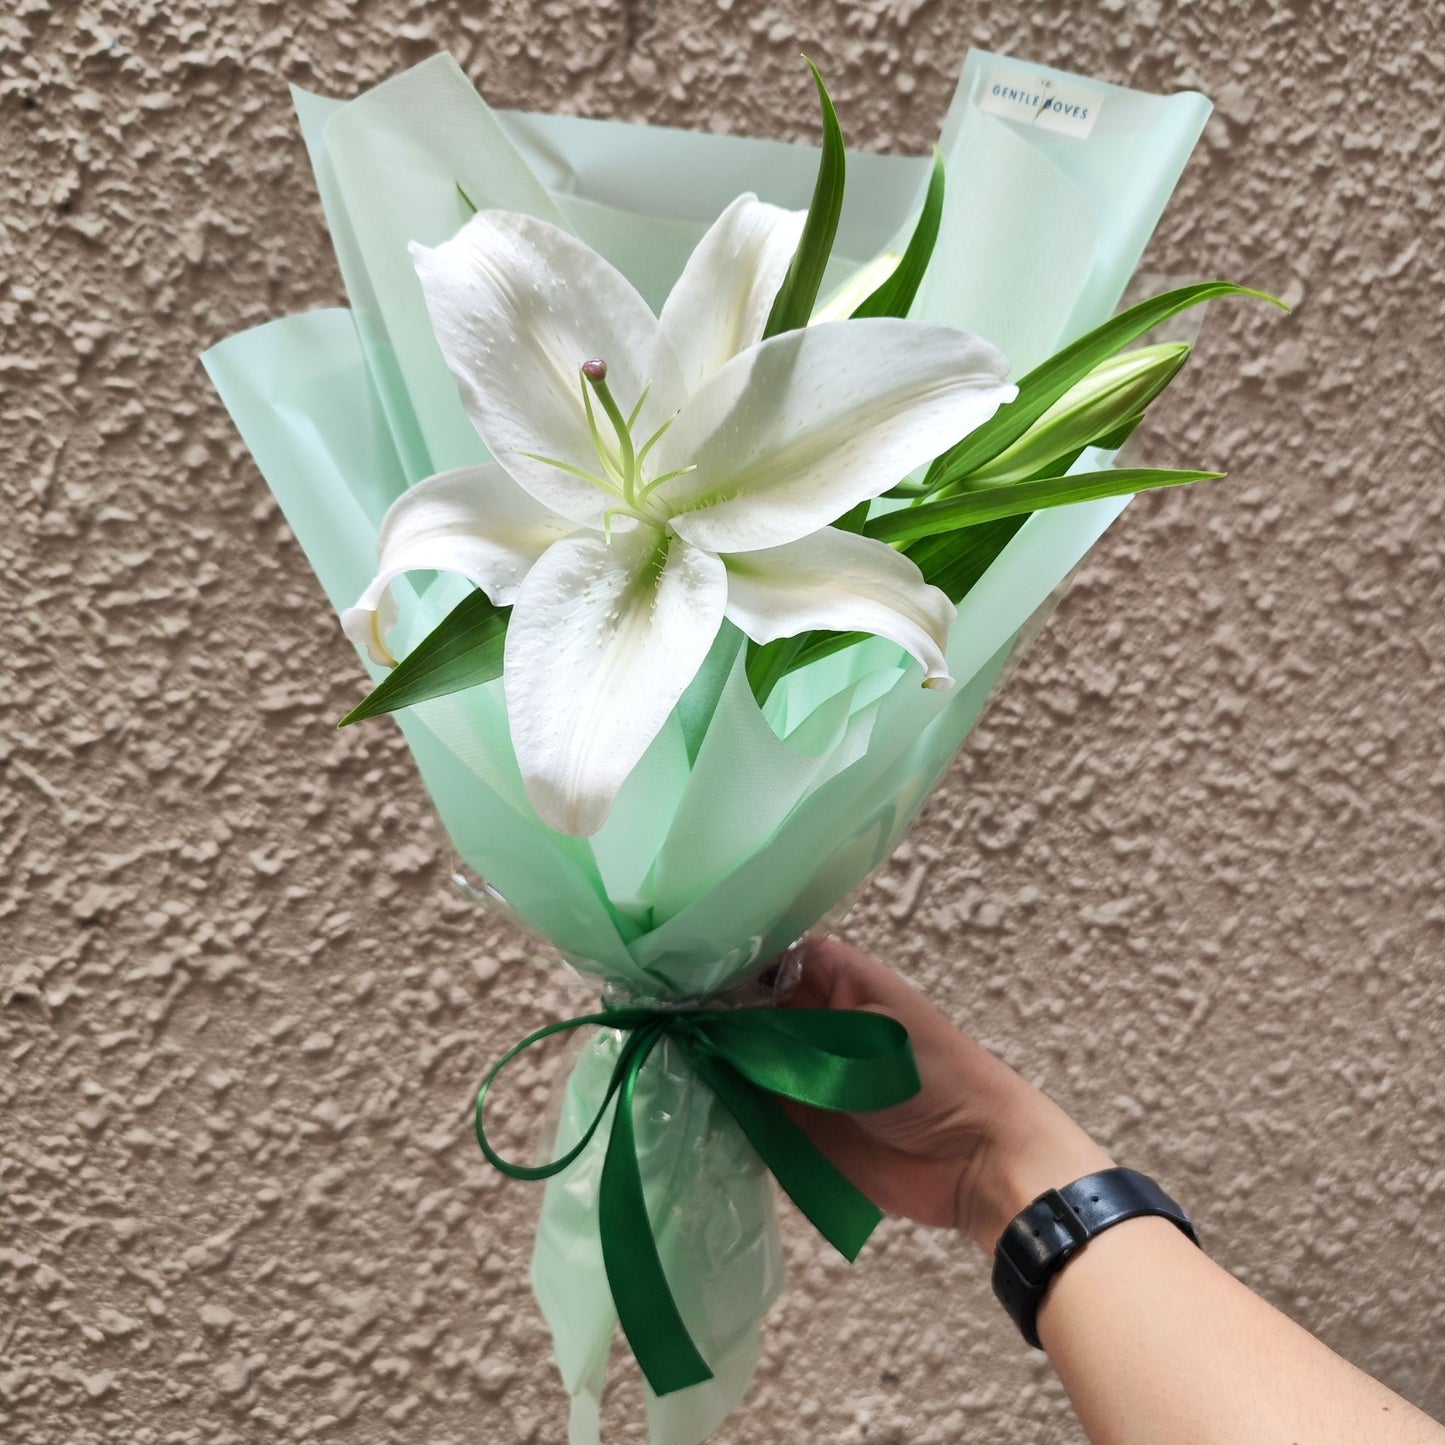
[203,49,1210,1443]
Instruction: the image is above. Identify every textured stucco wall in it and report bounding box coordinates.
[3,2,1442,1442]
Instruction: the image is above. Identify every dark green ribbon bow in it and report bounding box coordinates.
[475,1002,921,1397]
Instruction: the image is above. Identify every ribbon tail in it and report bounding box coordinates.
[599,1024,715,1398]
[690,1052,884,1262]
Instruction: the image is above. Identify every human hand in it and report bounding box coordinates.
[785,939,1445,1445]
[784,935,1113,1253]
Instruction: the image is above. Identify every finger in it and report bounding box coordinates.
[783,934,885,1009]
[781,936,835,1009]
[784,1101,961,1230]
[788,934,937,1017]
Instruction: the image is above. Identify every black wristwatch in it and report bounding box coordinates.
[991,1167,1199,1348]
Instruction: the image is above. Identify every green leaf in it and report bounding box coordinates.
[338,589,509,727]
[910,517,1026,601]
[849,149,945,321]
[774,629,869,675]
[762,59,846,339]
[867,468,1226,545]
[922,282,1286,491]
[880,479,931,499]
[746,635,803,707]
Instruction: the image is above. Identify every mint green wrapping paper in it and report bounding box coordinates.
[202,51,1209,1443]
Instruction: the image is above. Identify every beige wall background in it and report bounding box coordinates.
[3,1,1442,1441]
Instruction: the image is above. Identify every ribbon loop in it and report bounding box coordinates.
[690,1008,919,1113]
[474,1010,645,1181]
[474,998,921,1398]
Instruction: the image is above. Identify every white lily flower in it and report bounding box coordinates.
[343,195,1016,836]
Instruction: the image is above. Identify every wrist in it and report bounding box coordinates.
[957,1086,1114,1255]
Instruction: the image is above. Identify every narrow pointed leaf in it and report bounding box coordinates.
[881,479,930,499]
[911,516,1026,602]
[868,468,1225,544]
[762,59,846,338]
[850,149,945,321]
[780,629,868,674]
[339,589,509,726]
[746,635,803,707]
[922,282,1285,490]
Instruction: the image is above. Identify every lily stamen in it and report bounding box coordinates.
[625,384,652,432]
[634,413,675,475]
[521,450,625,499]
[636,462,698,503]
[579,378,625,485]
[600,505,635,542]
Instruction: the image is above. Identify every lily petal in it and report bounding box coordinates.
[411,212,684,528]
[341,463,575,666]
[722,528,957,686]
[658,193,806,398]
[342,586,401,669]
[654,318,1015,553]
[504,528,727,836]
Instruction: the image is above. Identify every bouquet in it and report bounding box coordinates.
[203,47,1281,1444]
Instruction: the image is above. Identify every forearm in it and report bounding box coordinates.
[1037,1215,1441,1445]
[963,1081,1444,1445]
[786,940,1442,1444]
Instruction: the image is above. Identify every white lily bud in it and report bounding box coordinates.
[965,342,1190,487]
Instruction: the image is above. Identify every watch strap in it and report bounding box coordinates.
[991,1167,1198,1348]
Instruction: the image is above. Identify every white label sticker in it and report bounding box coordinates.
[978,67,1106,139]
